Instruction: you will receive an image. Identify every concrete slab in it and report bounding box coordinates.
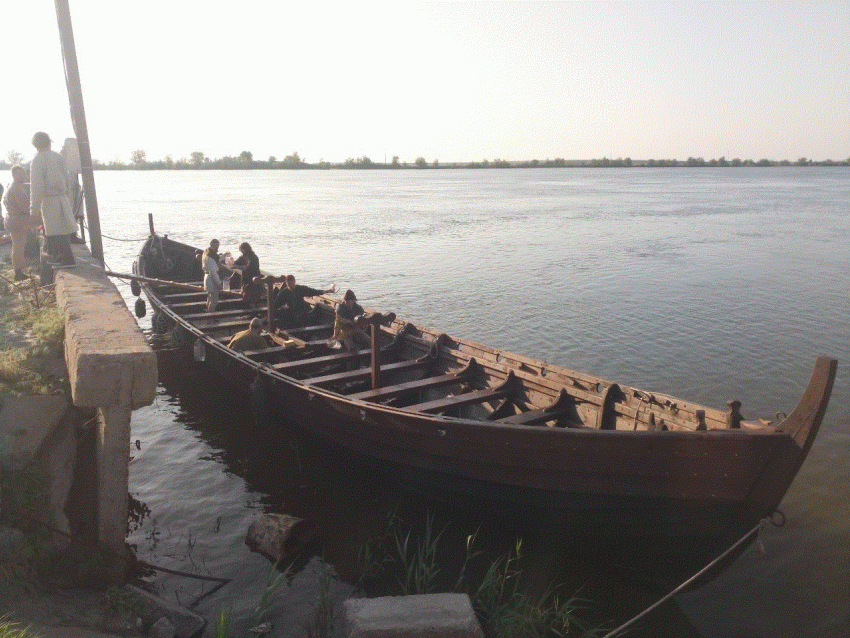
[0,395,69,470]
[54,246,157,410]
[343,593,484,638]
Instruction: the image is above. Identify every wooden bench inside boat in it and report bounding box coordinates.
[173,299,263,312]
[270,348,371,374]
[348,360,479,402]
[304,357,430,387]
[401,372,517,414]
[495,390,585,427]
[182,308,265,321]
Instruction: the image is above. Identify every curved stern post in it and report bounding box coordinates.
[778,356,838,451]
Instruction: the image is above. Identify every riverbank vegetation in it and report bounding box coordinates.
[0,617,39,638]
[3,149,849,171]
[348,510,604,638]
[0,258,65,397]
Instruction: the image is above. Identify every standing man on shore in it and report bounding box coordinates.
[30,131,77,268]
[3,165,40,280]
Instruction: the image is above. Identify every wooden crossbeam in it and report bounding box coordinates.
[402,371,517,414]
[402,386,511,414]
[159,292,208,301]
[171,299,261,311]
[305,358,427,387]
[348,371,468,401]
[279,324,334,336]
[182,308,260,321]
[271,348,371,374]
[192,318,253,332]
[497,389,577,426]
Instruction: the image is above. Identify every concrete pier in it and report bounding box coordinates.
[54,246,157,557]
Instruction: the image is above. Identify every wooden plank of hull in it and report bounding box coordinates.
[298,390,788,504]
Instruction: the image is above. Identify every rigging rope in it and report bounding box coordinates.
[79,213,148,243]
[600,513,784,638]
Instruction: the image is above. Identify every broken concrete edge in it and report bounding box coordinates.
[125,585,206,638]
[343,593,485,638]
[54,246,157,409]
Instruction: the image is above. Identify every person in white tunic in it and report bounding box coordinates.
[202,238,223,312]
[30,131,77,267]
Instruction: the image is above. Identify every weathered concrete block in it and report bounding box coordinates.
[54,247,157,409]
[343,593,484,638]
[245,513,316,562]
[150,616,177,638]
[0,395,69,470]
[0,526,25,555]
[35,408,77,546]
[126,585,206,638]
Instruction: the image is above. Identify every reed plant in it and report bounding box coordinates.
[355,512,601,637]
[213,606,232,638]
[303,562,334,638]
[472,539,602,638]
[0,617,38,638]
[391,510,445,595]
[254,559,293,626]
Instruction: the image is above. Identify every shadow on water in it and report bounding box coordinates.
[144,354,704,637]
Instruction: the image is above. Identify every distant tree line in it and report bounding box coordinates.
[1,148,848,171]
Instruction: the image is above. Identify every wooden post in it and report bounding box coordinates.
[370,324,380,390]
[356,312,396,390]
[264,277,276,333]
[54,0,104,266]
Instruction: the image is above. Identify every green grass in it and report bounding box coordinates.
[254,559,293,626]
[355,512,604,638]
[472,540,603,638]
[103,585,139,615]
[0,249,65,397]
[213,606,232,638]
[0,292,65,397]
[0,616,41,638]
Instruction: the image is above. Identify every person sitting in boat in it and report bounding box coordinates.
[331,289,370,353]
[229,242,262,305]
[227,317,268,352]
[202,238,223,312]
[273,274,337,327]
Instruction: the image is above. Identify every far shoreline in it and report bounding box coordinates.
[23,158,850,171]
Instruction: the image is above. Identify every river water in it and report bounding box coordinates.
[97,167,848,636]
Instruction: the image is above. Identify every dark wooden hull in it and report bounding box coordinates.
[135,234,837,576]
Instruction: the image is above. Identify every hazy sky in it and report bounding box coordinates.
[4,1,848,165]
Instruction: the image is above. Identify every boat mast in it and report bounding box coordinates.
[54,0,104,266]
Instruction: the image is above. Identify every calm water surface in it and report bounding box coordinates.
[97,168,848,637]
